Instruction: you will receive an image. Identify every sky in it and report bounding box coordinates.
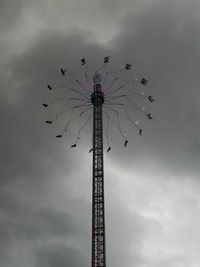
[0,0,200,266]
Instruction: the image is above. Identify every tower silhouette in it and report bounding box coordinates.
[91,73,106,267]
[43,57,154,267]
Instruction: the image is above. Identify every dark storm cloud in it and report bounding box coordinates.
[0,27,144,266]
[0,187,87,267]
[0,91,76,187]
[106,201,146,266]
[0,0,24,31]
[0,0,200,266]
[0,190,79,242]
[36,244,87,267]
[0,29,101,186]
[0,29,99,266]
[107,1,200,176]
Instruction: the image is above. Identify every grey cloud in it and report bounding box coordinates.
[0,0,200,266]
[106,202,145,266]
[0,188,86,266]
[0,0,24,31]
[36,244,88,267]
[105,2,200,176]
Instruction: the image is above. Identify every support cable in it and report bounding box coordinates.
[52,103,91,122]
[105,85,125,98]
[107,77,119,92]
[105,85,146,99]
[104,105,140,130]
[83,64,90,83]
[74,113,92,144]
[103,110,125,142]
[104,100,148,116]
[70,87,91,100]
[48,97,90,106]
[68,71,91,97]
[62,106,92,134]
[116,112,126,141]
[105,113,111,148]
[124,95,147,114]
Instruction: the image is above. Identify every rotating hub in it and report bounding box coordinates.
[91,91,104,106]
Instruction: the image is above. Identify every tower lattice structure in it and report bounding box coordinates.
[91,73,106,267]
[43,58,154,267]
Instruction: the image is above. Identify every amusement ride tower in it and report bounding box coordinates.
[91,73,106,267]
[43,57,154,267]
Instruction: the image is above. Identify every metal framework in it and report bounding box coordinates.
[43,58,154,267]
[91,73,106,267]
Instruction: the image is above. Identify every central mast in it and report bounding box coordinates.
[91,72,106,267]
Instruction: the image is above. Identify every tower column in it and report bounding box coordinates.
[91,73,106,267]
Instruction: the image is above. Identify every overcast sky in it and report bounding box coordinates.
[1,0,200,266]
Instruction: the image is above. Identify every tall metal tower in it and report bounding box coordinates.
[91,73,106,267]
[43,57,154,267]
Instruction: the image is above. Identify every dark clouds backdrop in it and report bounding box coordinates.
[0,0,200,266]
